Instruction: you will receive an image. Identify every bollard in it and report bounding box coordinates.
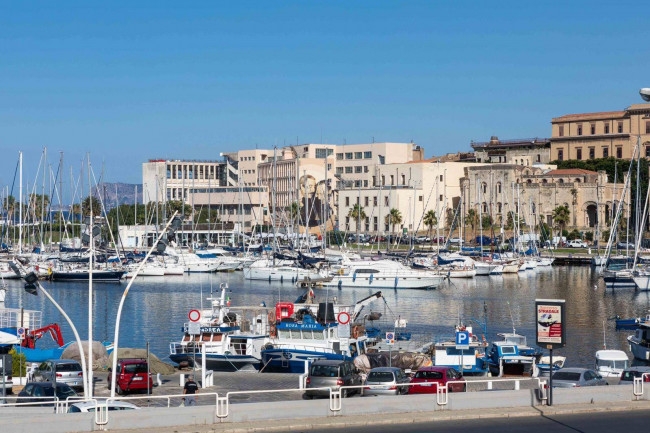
[487,381,493,390]
[515,380,520,390]
[156,373,162,387]
[180,373,185,387]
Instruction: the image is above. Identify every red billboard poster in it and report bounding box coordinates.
[535,299,566,348]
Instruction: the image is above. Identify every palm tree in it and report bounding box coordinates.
[423,210,438,246]
[570,188,578,227]
[552,205,571,237]
[347,204,367,231]
[385,208,403,239]
[465,208,478,241]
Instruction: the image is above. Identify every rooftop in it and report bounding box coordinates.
[544,168,598,176]
[471,137,550,150]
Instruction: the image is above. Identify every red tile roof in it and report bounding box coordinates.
[552,111,626,122]
[544,168,597,176]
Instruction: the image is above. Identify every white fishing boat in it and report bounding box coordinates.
[628,323,650,361]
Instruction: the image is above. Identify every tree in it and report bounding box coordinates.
[289,201,302,223]
[552,205,571,235]
[570,188,578,227]
[464,209,478,232]
[481,214,493,230]
[347,204,367,231]
[28,194,50,216]
[166,200,192,216]
[423,210,438,245]
[385,208,402,236]
[3,195,16,216]
[82,195,102,217]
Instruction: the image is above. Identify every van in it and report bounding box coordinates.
[303,359,361,399]
[107,358,153,395]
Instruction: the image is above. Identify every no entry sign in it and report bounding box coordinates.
[188,309,201,322]
[337,312,350,325]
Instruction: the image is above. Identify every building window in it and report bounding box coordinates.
[364,180,368,187]
[589,148,595,159]
[355,166,362,173]
[385,197,389,206]
[439,194,443,202]
[603,147,609,158]
[345,166,353,174]
[354,152,362,159]
[372,176,377,186]
[481,182,487,194]
[577,125,583,136]
[345,152,353,160]
[496,182,502,194]
[390,175,394,185]
[646,122,650,134]
[559,125,564,137]
[590,124,596,135]
[327,164,331,170]
[364,151,372,159]
[605,123,610,134]
[364,197,369,206]
[345,197,350,207]
[440,175,443,181]
[616,147,622,158]
[537,154,541,163]
[646,146,650,158]
[497,203,502,213]
[618,122,623,133]
[558,149,564,161]
[336,167,343,174]
[381,175,385,185]
[401,174,406,185]
[315,148,333,158]
[364,166,369,173]
[373,197,378,206]
[482,202,488,213]
[336,153,343,160]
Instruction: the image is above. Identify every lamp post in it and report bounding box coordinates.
[9,264,89,397]
[110,212,181,397]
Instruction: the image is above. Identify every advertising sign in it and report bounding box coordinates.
[535,299,566,349]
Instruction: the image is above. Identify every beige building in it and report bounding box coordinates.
[472,136,551,165]
[337,161,479,235]
[551,103,650,161]
[142,159,224,204]
[221,149,272,187]
[460,164,628,234]
[188,185,269,229]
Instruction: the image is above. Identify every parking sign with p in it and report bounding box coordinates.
[455,331,470,349]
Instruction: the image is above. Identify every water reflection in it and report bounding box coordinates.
[3,267,650,368]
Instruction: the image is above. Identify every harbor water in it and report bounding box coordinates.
[3,266,650,368]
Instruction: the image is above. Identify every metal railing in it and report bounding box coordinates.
[633,372,650,399]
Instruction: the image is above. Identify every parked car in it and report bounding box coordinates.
[303,359,362,399]
[550,368,608,388]
[362,367,410,396]
[567,240,588,248]
[34,359,84,390]
[448,238,462,245]
[409,366,466,394]
[68,400,139,413]
[618,367,650,384]
[107,358,153,395]
[617,241,635,249]
[17,382,77,405]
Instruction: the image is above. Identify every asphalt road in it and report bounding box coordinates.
[283,410,650,433]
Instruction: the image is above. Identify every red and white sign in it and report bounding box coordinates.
[337,312,350,325]
[188,309,201,322]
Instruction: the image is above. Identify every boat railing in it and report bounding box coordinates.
[270,343,337,354]
[169,342,201,355]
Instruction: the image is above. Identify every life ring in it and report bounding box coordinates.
[352,325,360,339]
[268,310,276,324]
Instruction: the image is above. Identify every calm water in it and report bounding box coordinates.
[3,266,650,368]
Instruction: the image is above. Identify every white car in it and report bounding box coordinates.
[567,240,588,248]
[67,400,139,413]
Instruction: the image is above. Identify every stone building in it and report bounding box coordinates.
[551,103,650,161]
[460,165,628,235]
[471,136,551,165]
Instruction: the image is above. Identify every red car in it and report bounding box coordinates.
[108,358,153,395]
[409,366,466,394]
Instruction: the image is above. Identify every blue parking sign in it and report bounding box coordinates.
[455,331,470,349]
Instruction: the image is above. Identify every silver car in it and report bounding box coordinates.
[34,359,84,390]
[362,367,410,396]
[303,360,362,399]
[551,368,608,388]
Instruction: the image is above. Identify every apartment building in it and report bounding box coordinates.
[142,159,225,203]
[551,103,650,161]
[337,160,478,235]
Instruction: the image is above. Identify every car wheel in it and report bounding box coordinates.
[116,383,124,396]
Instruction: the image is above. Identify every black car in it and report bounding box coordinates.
[18,382,78,405]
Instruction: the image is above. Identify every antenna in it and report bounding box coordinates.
[602,320,606,349]
[507,301,516,334]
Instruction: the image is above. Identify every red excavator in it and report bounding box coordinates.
[20,324,65,349]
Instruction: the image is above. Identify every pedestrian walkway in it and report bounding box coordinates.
[109,399,650,433]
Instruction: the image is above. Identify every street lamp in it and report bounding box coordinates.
[8,263,89,397]
[640,88,650,102]
[109,212,181,397]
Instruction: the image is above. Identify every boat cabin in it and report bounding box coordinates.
[595,350,629,378]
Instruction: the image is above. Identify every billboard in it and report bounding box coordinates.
[535,299,566,349]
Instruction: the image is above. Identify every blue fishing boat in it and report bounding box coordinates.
[615,311,650,330]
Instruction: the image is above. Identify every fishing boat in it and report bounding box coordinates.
[169,285,270,370]
[324,259,445,290]
[615,311,650,329]
[628,323,650,362]
[260,292,383,373]
[595,349,629,378]
[486,341,535,376]
[432,326,489,375]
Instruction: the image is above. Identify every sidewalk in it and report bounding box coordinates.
[107,399,650,433]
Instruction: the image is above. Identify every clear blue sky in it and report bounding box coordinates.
[1,1,648,189]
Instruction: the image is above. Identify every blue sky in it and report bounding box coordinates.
[1,1,649,190]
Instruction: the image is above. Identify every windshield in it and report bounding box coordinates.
[123,363,148,374]
[56,363,82,372]
[56,385,76,399]
[310,365,339,377]
[552,372,581,381]
[367,372,395,382]
[597,359,628,369]
[505,336,526,346]
[414,371,443,380]
[500,346,516,355]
